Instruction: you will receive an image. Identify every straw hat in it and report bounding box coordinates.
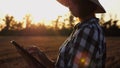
[57,0,106,13]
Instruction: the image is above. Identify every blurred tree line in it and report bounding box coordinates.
[100,14,120,36]
[0,14,120,36]
[0,14,75,36]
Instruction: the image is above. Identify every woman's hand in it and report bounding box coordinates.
[27,46,45,58]
[27,46,54,68]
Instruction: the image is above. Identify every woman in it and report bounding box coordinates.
[28,0,106,68]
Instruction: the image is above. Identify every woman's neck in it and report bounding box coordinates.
[79,14,96,23]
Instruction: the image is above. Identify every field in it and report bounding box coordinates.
[0,36,120,68]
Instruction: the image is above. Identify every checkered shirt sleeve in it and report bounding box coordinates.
[72,25,100,68]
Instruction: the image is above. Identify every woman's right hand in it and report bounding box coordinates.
[27,46,44,56]
[26,46,55,68]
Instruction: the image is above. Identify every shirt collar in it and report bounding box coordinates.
[74,17,99,29]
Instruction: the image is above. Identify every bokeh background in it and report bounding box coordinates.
[0,0,120,68]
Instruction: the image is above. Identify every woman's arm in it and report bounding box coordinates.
[72,26,98,68]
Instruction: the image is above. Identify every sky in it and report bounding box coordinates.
[0,0,68,22]
[0,0,120,24]
[98,0,120,20]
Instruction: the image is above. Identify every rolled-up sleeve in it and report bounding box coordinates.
[72,26,99,68]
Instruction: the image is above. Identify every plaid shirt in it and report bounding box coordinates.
[55,17,106,68]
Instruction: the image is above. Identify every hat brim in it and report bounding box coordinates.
[57,0,106,13]
[57,0,69,7]
[90,0,106,13]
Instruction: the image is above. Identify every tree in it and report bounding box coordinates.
[2,15,14,31]
[10,21,23,30]
[69,14,74,25]
[100,14,105,25]
[24,14,32,28]
[68,14,75,31]
[55,16,62,30]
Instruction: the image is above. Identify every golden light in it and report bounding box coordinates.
[0,0,69,25]
[0,0,120,26]
[80,58,86,63]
